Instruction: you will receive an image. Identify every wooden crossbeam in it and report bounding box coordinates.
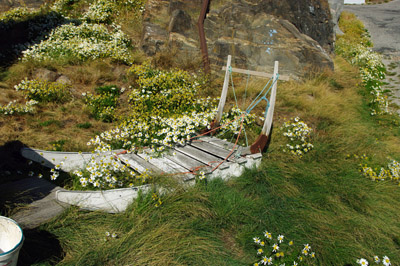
[222,66,290,81]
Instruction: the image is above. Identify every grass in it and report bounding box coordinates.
[22,55,400,265]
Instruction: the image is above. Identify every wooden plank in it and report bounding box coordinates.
[118,153,161,174]
[200,136,238,151]
[215,55,232,124]
[165,150,212,174]
[222,66,290,81]
[136,153,194,180]
[190,141,237,162]
[175,145,222,167]
[261,61,278,135]
[199,137,248,165]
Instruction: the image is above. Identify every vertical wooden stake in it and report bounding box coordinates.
[215,55,232,124]
[261,61,278,136]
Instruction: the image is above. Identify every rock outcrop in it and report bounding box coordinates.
[142,0,336,78]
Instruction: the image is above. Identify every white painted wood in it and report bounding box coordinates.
[136,154,194,181]
[190,141,237,161]
[215,55,232,124]
[165,150,212,173]
[118,153,161,174]
[200,136,237,151]
[21,148,123,172]
[344,0,365,4]
[261,61,279,136]
[175,145,224,168]
[222,66,290,81]
[56,186,150,213]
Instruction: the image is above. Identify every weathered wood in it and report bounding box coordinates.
[200,136,238,151]
[165,150,212,174]
[136,153,194,180]
[215,55,231,124]
[190,140,237,161]
[174,145,223,167]
[222,66,290,81]
[261,61,279,136]
[118,153,161,174]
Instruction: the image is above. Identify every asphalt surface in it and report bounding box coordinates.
[344,0,400,57]
[344,0,400,113]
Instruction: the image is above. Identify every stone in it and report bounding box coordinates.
[34,68,59,82]
[141,22,169,56]
[328,0,345,35]
[141,0,335,78]
[168,9,192,34]
[55,75,71,85]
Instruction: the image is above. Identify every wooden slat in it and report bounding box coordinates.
[118,153,161,174]
[175,145,222,166]
[199,137,248,165]
[190,141,237,162]
[200,136,238,151]
[137,153,178,173]
[222,66,290,81]
[165,150,212,174]
[137,153,194,180]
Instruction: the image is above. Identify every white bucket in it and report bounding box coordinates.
[0,216,24,266]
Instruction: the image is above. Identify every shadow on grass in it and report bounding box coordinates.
[18,228,63,266]
[0,141,60,216]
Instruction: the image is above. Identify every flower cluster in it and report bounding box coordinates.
[51,0,77,15]
[83,0,116,23]
[152,193,163,207]
[218,106,257,137]
[14,78,71,103]
[0,100,38,115]
[127,63,206,117]
[280,117,313,157]
[71,152,152,189]
[0,7,37,24]
[252,230,316,266]
[21,22,133,64]
[357,255,391,266]
[359,158,400,186]
[83,85,122,122]
[336,27,388,116]
[87,109,216,154]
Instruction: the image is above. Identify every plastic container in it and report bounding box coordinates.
[0,216,24,266]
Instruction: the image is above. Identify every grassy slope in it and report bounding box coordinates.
[1,4,400,266]
[30,55,400,266]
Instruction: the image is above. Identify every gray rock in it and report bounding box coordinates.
[168,9,192,34]
[56,75,71,85]
[141,22,169,56]
[142,0,334,78]
[34,68,59,82]
[328,0,345,35]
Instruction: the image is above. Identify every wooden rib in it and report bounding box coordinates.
[222,66,290,81]
[118,153,161,174]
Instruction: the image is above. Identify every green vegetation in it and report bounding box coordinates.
[1,2,400,266]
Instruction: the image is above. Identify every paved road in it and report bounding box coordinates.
[344,0,400,57]
[344,0,400,113]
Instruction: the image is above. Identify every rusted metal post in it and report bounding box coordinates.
[198,0,211,74]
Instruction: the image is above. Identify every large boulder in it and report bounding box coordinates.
[141,0,334,78]
[327,0,345,35]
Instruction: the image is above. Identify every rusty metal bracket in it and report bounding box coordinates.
[198,0,211,74]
